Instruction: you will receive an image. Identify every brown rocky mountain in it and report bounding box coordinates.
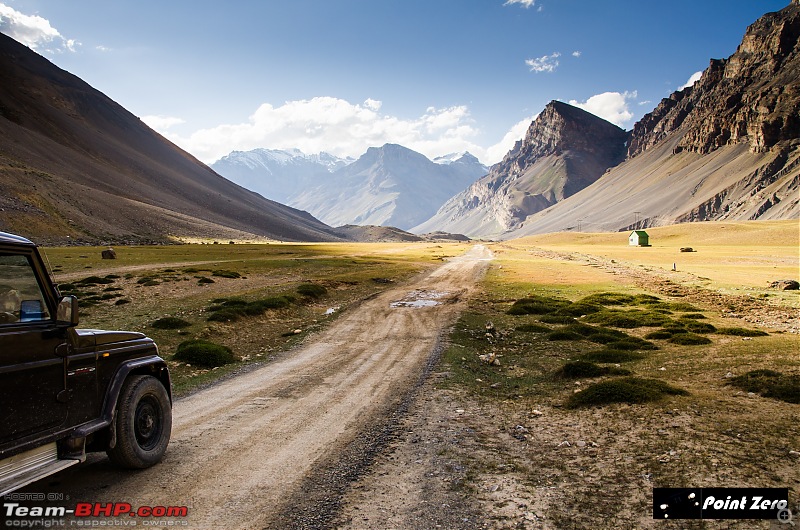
[510,1,800,237]
[419,2,799,239]
[0,33,341,244]
[412,101,628,237]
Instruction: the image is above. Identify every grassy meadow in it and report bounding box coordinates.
[43,241,470,394]
[438,220,798,527]
[39,220,798,525]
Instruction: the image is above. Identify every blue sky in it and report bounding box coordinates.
[0,0,789,164]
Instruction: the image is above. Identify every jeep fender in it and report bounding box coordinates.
[71,356,171,444]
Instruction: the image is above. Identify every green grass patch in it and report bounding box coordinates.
[173,339,236,367]
[579,349,646,363]
[557,301,604,316]
[152,317,192,329]
[727,369,800,404]
[507,295,570,315]
[716,327,769,337]
[206,296,293,322]
[668,333,712,345]
[566,377,688,408]
[515,323,551,333]
[297,283,328,298]
[679,319,716,333]
[578,292,636,306]
[547,330,584,341]
[538,315,577,324]
[584,309,672,328]
[644,330,674,340]
[212,269,241,279]
[557,361,631,379]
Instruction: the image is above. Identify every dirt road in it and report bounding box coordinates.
[34,244,492,528]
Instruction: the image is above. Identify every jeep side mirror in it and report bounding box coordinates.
[56,295,79,327]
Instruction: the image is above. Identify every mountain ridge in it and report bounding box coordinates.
[0,32,342,244]
[412,101,628,236]
[508,1,800,237]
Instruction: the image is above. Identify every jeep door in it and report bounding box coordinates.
[0,252,67,446]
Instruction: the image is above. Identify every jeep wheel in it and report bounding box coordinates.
[107,375,172,469]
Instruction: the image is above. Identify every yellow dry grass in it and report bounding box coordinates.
[509,220,799,291]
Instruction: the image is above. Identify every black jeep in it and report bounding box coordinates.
[0,232,171,495]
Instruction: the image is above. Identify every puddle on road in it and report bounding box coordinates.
[390,289,450,308]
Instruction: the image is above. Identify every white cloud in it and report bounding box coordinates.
[0,3,76,53]
[484,115,536,165]
[156,97,486,164]
[526,52,560,73]
[503,0,535,7]
[141,115,186,130]
[572,50,581,58]
[679,71,703,90]
[568,91,637,127]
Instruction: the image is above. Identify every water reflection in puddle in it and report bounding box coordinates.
[390,289,449,308]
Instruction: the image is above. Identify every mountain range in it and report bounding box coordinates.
[419,1,799,238]
[412,101,628,237]
[0,2,797,244]
[213,145,488,230]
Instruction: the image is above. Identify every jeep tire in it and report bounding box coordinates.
[107,375,172,469]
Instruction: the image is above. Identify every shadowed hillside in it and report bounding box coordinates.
[0,33,341,244]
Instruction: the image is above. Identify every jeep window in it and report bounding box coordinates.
[0,254,50,324]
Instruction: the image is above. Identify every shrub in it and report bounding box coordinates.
[206,307,244,322]
[206,296,293,322]
[606,338,657,351]
[584,309,671,328]
[727,369,799,404]
[515,324,551,333]
[152,317,192,330]
[578,292,636,306]
[644,330,674,340]
[173,339,235,367]
[633,294,662,305]
[547,330,584,341]
[212,270,241,279]
[507,295,570,315]
[538,315,577,324]
[680,320,716,334]
[114,299,131,306]
[243,296,291,313]
[558,361,630,379]
[297,283,327,298]
[668,333,712,345]
[579,349,645,363]
[566,377,688,408]
[562,323,600,337]
[78,276,115,285]
[557,301,604,316]
[197,277,215,285]
[716,327,769,337]
[680,313,706,320]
